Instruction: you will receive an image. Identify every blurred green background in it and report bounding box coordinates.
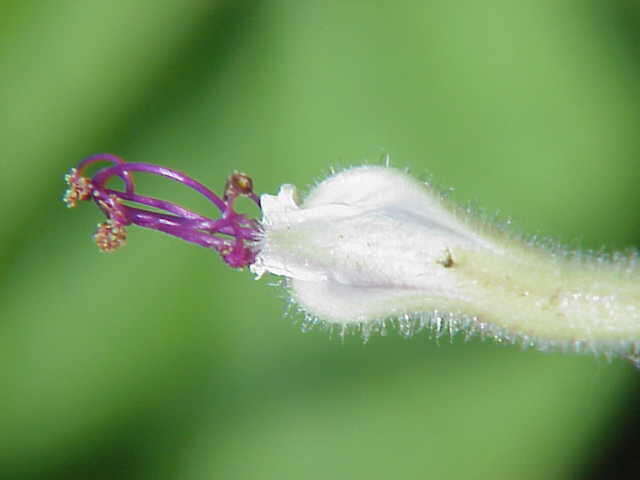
[2,1,640,478]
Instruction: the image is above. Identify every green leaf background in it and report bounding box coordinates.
[2,1,639,478]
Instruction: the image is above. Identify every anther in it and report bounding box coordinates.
[94,221,128,252]
[224,172,254,201]
[63,168,93,208]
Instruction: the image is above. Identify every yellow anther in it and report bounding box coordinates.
[63,168,93,208]
[94,221,127,253]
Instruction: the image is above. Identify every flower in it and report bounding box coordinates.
[64,157,640,363]
[63,154,260,268]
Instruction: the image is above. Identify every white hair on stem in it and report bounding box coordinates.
[251,165,640,365]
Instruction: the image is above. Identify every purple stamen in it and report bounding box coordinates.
[92,162,230,212]
[78,153,136,195]
[63,154,262,269]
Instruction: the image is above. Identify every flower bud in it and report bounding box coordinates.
[252,166,640,359]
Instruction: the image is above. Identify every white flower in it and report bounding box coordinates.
[252,165,640,360]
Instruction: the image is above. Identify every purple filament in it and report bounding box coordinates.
[66,153,261,268]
